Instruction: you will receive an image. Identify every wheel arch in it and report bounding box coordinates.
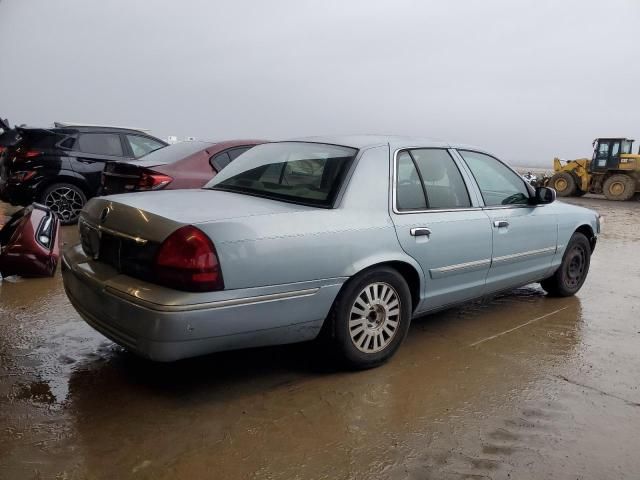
[36,172,92,200]
[575,224,596,252]
[342,257,424,313]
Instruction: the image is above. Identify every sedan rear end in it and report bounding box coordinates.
[101,140,263,195]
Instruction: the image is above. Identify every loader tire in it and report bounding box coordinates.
[549,172,577,197]
[603,174,636,201]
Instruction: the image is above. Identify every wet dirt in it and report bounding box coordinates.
[1,197,639,479]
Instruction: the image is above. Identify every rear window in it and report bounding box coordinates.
[129,141,213,167]
[206,142,358,207]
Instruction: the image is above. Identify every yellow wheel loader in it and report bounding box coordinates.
[548,138,640,201]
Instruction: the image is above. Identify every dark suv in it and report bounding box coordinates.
[0,124,167,224]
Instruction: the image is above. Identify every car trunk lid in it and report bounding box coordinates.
[77,189,314,285]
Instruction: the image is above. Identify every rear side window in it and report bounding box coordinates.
[228,146,252,160]
[210,152,231,171]
[395,148,471,210]
[59,137,76,149]
[126,135,165,158]
[78,133,123,156]
[211,147,254,171]
[458,150,530,206]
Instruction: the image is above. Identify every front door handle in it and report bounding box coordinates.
[493,220,509,228]
[410,227,431,237]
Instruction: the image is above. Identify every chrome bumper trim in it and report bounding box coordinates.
[104,286,321,312]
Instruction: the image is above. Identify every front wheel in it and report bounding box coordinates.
[41,183,87,225]
[328,267,412,369]
[540,232,591,297]
[549,172,578,197]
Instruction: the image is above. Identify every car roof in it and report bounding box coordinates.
[17,125,164,137]
[287,135,490,153]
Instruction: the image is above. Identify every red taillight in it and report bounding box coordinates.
[154,225,224,292]
[137,170,173,190]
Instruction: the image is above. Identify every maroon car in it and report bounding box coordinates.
[0,203,60,278]
[100,139,264,195]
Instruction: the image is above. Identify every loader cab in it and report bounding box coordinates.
[591,138,634,172]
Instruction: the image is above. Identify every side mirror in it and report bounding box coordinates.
[534,186,556,205]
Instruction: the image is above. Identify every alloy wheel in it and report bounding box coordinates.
[45,186,84,223]
[349,282,401,353]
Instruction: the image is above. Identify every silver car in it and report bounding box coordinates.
[62,136,600,368]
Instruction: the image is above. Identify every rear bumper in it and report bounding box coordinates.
[61,245,344,361]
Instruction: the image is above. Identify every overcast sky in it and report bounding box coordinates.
[1,0,639,166]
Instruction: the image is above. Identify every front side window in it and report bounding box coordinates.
[78,133,123,157]
[621,140,633,154]
[206,142,358,207]
[395,149,470,210]
[458,150,530,206]
[126,135,165,158]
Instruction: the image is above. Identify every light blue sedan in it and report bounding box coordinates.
[62,136,599,368]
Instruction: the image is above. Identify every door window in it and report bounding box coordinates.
[395,149,471,210]
[78,133,123,156]
[410,149,471,209]
[210,152,231,171]
[396,151,427,210]
[227,146,252,160]
[458,150,530,206]
[126,135,165,158]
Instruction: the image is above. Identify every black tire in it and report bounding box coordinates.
[549,172,578,197]
[40,183,87,225]
[540,232,591,297]
[327,266,412,369]
[603,174,636,201]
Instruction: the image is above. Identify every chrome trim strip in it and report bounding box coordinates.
[492,246,557,265]
[80,218,148,245]
[98,225,148,245]
[430,258,491,279]
[105,286,321,312]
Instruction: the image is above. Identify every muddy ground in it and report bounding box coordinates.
[1,196,639,480]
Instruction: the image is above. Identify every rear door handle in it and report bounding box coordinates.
[410,227,431,237]
[493,220,509,228]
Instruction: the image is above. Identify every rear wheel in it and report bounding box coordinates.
[540,232,591,297]
[549,172,577,197]
[603,174,636,201]
[41,183,87,225]
[328,267,412,369]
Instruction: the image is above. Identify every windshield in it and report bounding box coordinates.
[621,139,634,154]
[205,142,358,207]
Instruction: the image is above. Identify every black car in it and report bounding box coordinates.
[0,122,167,224]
